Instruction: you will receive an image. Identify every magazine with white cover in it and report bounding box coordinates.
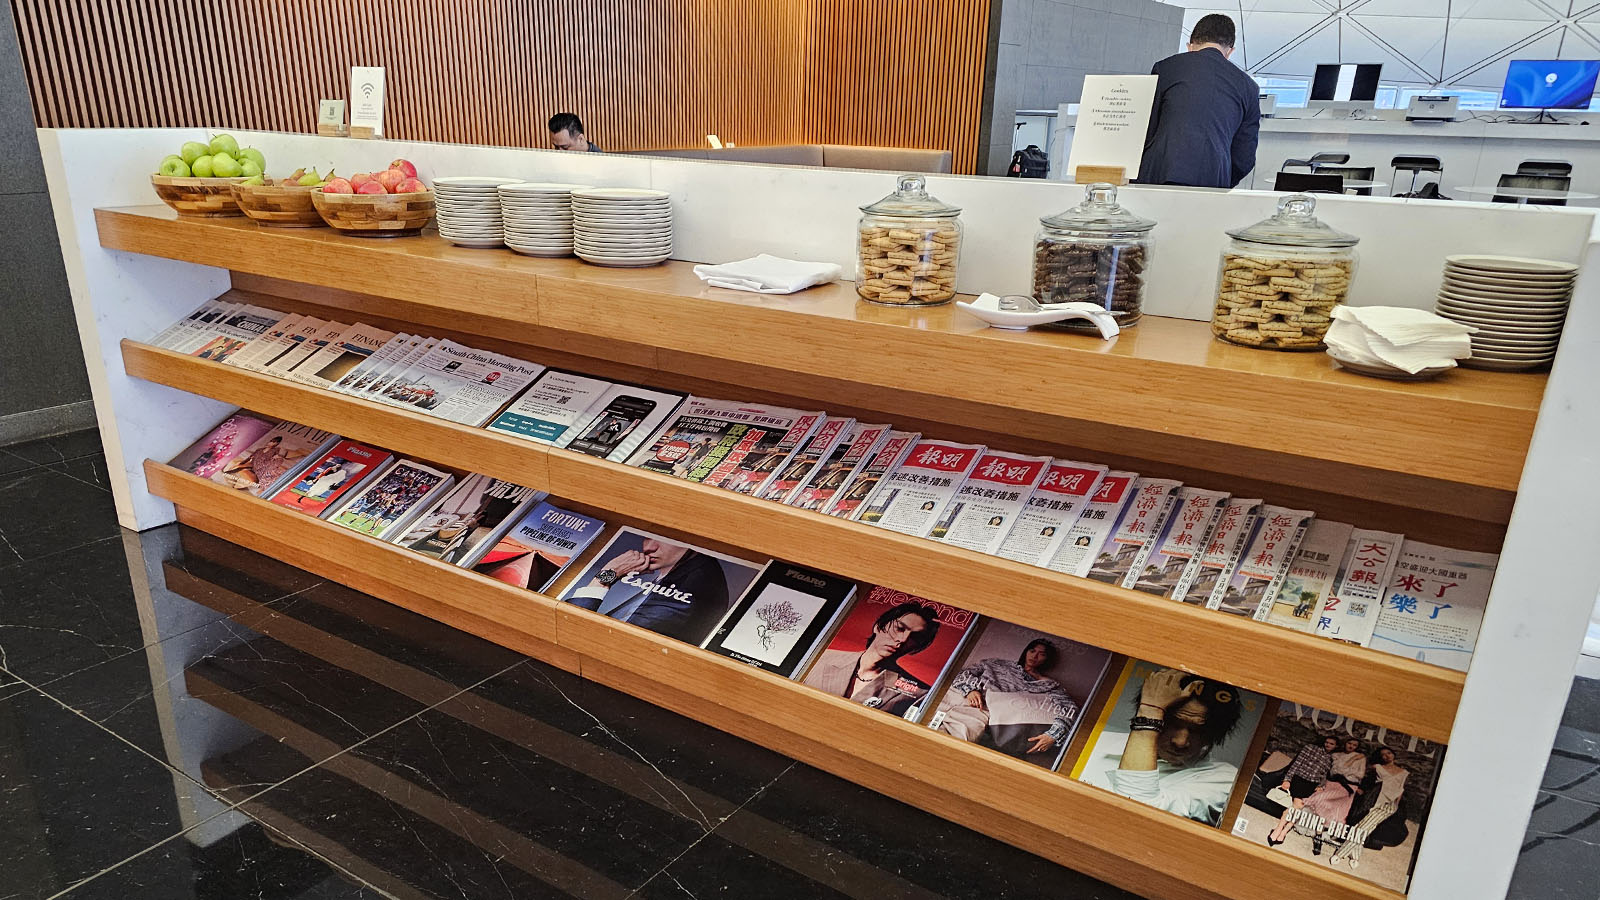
[212,307,288,367]
[486,369,615,445]
[149,299,223,349]
[1042,471,1137,577]
[1127,487,1229,596]
[356,336,436,399]
[789,423,890,512]
[230,313,304,372]
[932,451,1051,553]
[627,398,820,490]
[1258,519,1353,630]
[332,332,410,394]
[324,459,456,540]
[291,323,397,388]
[822,429,917,519]
[702,562,857,677]
[1314,529,1404,645]
[1368,540,1498,670]
[391,473,542,565]
[756,416,855,503]
[557,382,688,463]
[1207,506,1313,617]
[380,340,545,426]
[995,460,1108,567]
[266,321,348,377]
[855,440,986,537]
[167,301,242,353]
[1171,498,1264,606]
[1085,478,1183,587]
[250,316,325,374]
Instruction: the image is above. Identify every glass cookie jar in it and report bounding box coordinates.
[856,174,962,306]
[1033,182,1156,330]
[1212,194,1360,350]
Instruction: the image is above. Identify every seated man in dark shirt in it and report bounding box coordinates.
[1137,14,1260,189]
[549,112,603,153]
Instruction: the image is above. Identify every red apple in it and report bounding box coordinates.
[322,177,354,194]
[356,180,387,195]
[394,177,425,194]
[389,158,417,178]
[375,168,406,192]
[350,172,376,190]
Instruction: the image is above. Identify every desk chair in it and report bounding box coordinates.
[1493,173,1571,206]
[1280,152,1351,173]
[1315,165,1376,196]
[1391,155,1443,197]
[1517,159,1572,178]
[1273,172,1345,194]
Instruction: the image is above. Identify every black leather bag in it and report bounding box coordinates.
[1008,145,1049,178]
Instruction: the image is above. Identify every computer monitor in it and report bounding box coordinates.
[1311,64,1383,102]
[1500,59,1600,110]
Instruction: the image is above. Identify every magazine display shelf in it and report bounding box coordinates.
[144,462,1397,900]
[123,340,1462,742]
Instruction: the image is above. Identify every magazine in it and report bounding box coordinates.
[265,440,394,517]
[291,323,397,389]
[392,473,542,565]
[932,451,1051,553]
[1070,657,1269,826]
[1258,520,1353,630]
[326,460,455,539]
[209,422,338,499]
[1171,499,1264,606]
[557,383,688,463]
[701,562,856,677]
[1208,506,1314,618]
[1231,702,1445,892]
[560,526,764,645]
[626,398,820,491]
[1129,487,1230,597]
[788,423,891,512]
[1085,478,1183,586]
[799,585,978,723]
[701,409,823,496]
[854,440,986,537]
[378,340,544,426]
[168,412,277,481]
[471,500,606,593]
[1314,529,1405,646]
[994,460,1108,567]
[755,416,855,504]
[822,429,918,519]
[332,332,411,394]
[1042,471,1137,577]
[485,369,615,444]
[926,619,1112,771]
[1367,540,1498,671]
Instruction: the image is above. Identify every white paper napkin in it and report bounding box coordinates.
[1331,306,1477,345]
[1326,310,1474,374]
[693,254,843,295]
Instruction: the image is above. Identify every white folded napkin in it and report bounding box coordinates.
[1331,306,1476,345]
[693,254,843,295]
[1326,307,1475,374]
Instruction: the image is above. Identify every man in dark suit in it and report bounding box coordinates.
[568,536,731,644]
[1137,14,1260,189]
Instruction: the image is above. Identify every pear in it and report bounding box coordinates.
[157,155,191,177]
[180,141,209,165]
[240,159,262,177]
[238,147,266,170]
[208,133,240,156]
[190,155,215,178]
[297,167,323,187]
[211,154,243,178]
[241,174,265,186]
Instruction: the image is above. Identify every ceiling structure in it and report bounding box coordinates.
[1162,0,1600,90]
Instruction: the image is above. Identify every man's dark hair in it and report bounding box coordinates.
[1017,638,1058,670]
[1190,13,1236,49]
[1178,673,1243,747]
[548,112,584,136]
[867,602,941,657]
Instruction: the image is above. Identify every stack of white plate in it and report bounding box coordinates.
[572,188,672,267]
[497,182,589,257]
[1433,254,1576,372]
[433,176,519,248]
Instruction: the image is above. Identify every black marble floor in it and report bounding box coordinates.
[0,428,1592,900]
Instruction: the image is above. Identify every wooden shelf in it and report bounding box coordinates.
[97,205,1544,500]
[146,463,1398,900]
[131,345,1464,741]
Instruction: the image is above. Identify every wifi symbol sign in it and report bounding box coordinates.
[360,82,375,99]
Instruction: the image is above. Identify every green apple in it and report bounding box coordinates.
[238,147,265,170]
[190,155,215,177]
[208,133,239,156]
[210,154,243,178]
[240,159,262,177]
[157,155,190,177]
[179,141,209,165]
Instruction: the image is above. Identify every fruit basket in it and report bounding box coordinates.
[150,175,250,217]
[311,189,436,237]
[231,179,326,228]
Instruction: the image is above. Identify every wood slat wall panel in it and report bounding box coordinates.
[10,0,989,172]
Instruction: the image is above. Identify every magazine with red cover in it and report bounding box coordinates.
[799,585,978,723]
[756,416,855,504]
[265,440,393,517]
[168,412,277,481]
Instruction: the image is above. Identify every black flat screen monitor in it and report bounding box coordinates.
[1310,64,1383,102]
[1500,59,1600,109]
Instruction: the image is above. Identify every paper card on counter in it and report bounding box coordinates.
[1065,75,1158,182]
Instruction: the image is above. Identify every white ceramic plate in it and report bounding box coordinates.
[572,187,669,201]
[509,246,574,258]
[572,204,672,214]
[1459,357,1549,371]
[1439,282,1572,301]
[499,181,591,193]
[1444,254,1578,275]
[1435,300,1569,317]
[1444,268,1575,286]
[443,236,506,249]
[435,175,521,186]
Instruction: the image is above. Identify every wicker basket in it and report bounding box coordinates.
[151,175,250,216]
[231,180,326,227]
[311,190,435,237]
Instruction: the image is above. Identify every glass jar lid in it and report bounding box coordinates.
[1039,182,1156,234]
[1227,194,1359,247]
[860,173,961,217]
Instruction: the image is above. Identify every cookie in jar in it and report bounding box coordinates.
[856,174,962,306]
[1211,194,1358,350]
[1033,183,1155,330]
